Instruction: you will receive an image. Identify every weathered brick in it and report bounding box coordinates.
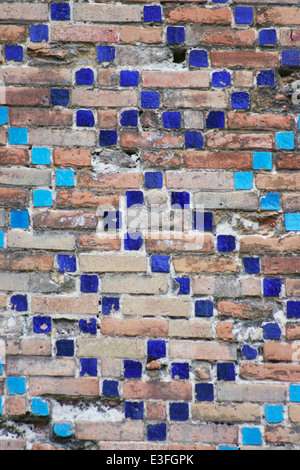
[217,301,272,320]
[77,337,144,359]
[79,254,147,273]
[102,275,168,294]
[10,109,73,128]
[78,171,140,189]
[120,27,163,44]
[74,4,142,23]
[7,231,75,251]
[169,423,238,445]
[257,7,300,25]
[240,235,300,254]
[30,378,99,397]
[7,357,75,376]
[30,129,96,148]
[123,296,190,318]
[217,383,286,403]
[166,171,233,190]
[169,320,212,339]
[240,363,300,382]
[163,90,228,109]
[142,71,209,88]
[33,210,98,230]
[101,318,168,337]
[0,253,53,272]
[51,24,118,43]
[72,90,137,108]
[146,233,214,253]
[123,381,192,400]
[192,404,260,423]
[184,151,252,169]
[169,340,236,361]
[174,257,238,274]
[263,257,300,274]
[0,3,48,21]
[4,67,72,86]
[76,422,144,442]
[0,148,28,166]
[211,51,279,68]
[31,295,99,315]
[166,6,232,25]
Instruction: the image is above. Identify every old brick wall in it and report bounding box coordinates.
[0,0,299,451]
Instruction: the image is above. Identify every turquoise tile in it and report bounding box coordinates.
[0,108,8,125]
[253,152,272,170]
[7,377,26,395]
[56,169,75,187]
[242,427,262,446]
[9,128,28,145]
[53,423,72,437]
[276,132,294,150]
[32,147,51,165]
[234,172,253,190]
[285,213,300,231]
[31,398,49,416]
[0,232,4,248]
[11,210,29,229]
[265,405,283,424]
[261,193,280,211]
[290,385,300,402]
[33,190,53,207]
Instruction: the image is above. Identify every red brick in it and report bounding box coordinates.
[141,150,182,168]
[0,25,26,42]
[240,235,300,254]
[0,188,27,206]
[121,131,184,149]
[286,324,300,340]
[278,154,300,170]
[256,173,300,191]
[265,426,300,445]
[146,402,167,421]
[101,318,168,337]
[207,132,274,150]
[184,151,252,169]
[142,71,209,88]
[123,381,192,400]
[217,301,272,320]
[74,4,142,23]
[263,343,300,362]
[211,50,278,68]
[227,113,294,130]
[76,422,144,442]
[54,149,91,167]
[0,3,48,21]
[166,170,233,190]
[166,6,232,25]
[78,171,140,189]
[72,90,137,108]
[0,148,28,166]
[51,24,118,43]
[57,191,118,208]
[163,90,228,109]
[30,378,99,397]
[0,253,53,272]
[187,27,255,47]
[146,233,214,253]
[97,110,118,129]
[5,397,26,416]
[120,26,163,44]
[280,29,300,46]
[257,7,300,25]
[240,363,300,382]
[263,257,300,274]
[33,210,98,230]
[77,234,121,251]
[169,340,236,361]
[169,423,238,445]
[10,109,73,127]
[3,67,71,86]
[5,88,49,107]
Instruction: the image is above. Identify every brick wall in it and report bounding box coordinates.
[0,0,299,451]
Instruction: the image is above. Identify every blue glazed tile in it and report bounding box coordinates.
[51,89,69,106]
[244,257,260,274]
[241,345,257,360]
[282,50,300,66]
[80,358,98,377]
[126,190,144,207]
[257,70,275,86]
[51,3,70,21]
[219,447,238,451]
[7,377,25,396]
[170,403,189,421]
[30,25,49,42]
[263,323,281,340]
[145,172,163,189]
[195,300,213,318]
[56,169,74,187]
[33,316,52,334]
[103,380,119,397]
[171,362,189,380]
[185,131,203,149]
[148,340,166,359]
[31,398,49,417]
[171,192,190,209]
[231,92,250,109]
[212,71,231,88]
[120,110,138,127]
[0,232,4,249]
[276,132,294,150]
[76,68,94,85]
[141,91,160,109]
[263,279,282,297]
[11,295,28,312]
[162,111,181,129]
[5,45,23,62]
[99,130,118,146]
[147,423,166,441]
[189,50,208,67]
[217,235,236,252]
[125,402,144,420]
[235,6,253,24]
[194,212,213,231]
[120,70,139,87]
[11,210,29,229]
[79,319,97,335]
[167,26,185,44]
[287,301,300,319]
[234,172,253,190]
[265,405,283,424]
[33,190,53,208]
[54,424,72,437]
[242,428,262,446]
[174,278,190,295]
[9,128,28,145]
[57,254,76,273]
[97,46,115,63]
[144,5,162,23]
[253,152,272,170]
[80,275,99,293]
[217,363,235,381]
[32,147,51,165]
[195,383,214,402]
[261,193,280,211]
[56,339,74,357]
[102,297,120,315]
[212,0,228,2]
[124,360,142,379]
[103,211,121,230]
[0,108,8,125]
[206,111,225,129]
[151,255,170,273]
[290,385,300,402]
[76,110,95,127]
[259,29,277,46]
[285,213,300,231]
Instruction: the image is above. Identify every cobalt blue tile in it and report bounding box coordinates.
[51,89,69,106]
[170,403,189,421]
[276,132,294,150]
[242,428,262,446]
[162,111,181,129]
[97,46,115,63]
[189,50,208,67]
[11,210,29,229]
[103,380,119,397]
[32,147,51,165]
[257,70,275,86]
[151,255,170,273]
[241,345,257,360]
[125,402,144,420]
[56,169,74,187]
[125,233,143,251]
[33,190,53,207]
[33,316,52,334]
[185,131,203,149]
[80,358,97,377]
[195,383,214,402]
[30,25,49,42]
[120,110,138,127]
[120,70,139,87]
[56,339,74,357]
[261,193,280,211]
[103,211,121,230]
[171,362,189,380]
[287,301,300,319]
[126,190,144,207]
[76,68,94,85]
[259,29,277,46]
[282,50,300,66]
[11,295,28,312]
[195,300,213,318]
[9,128,28,145]
[124,360,142,379]
[285,213,300,231]
[212,0,228,2]
[234,172,253,190]
[143,5,162,23]
[194,212,213,231]
[79,319,97,335]
[76,110,95,127]
[263,323,281,340]
[217,235,236,252]
[244,257,260,274]
[167,26,185,44]
[263,278,282,297]
[171,192,190,209]
[5,45,23,62]
[231,92,250,109]
[265,405,283,424]
[57,254,76,273]
[7,377,26,396]
[145,172,163,189]
[147,423,166,441]
[102,297,120,315]
[217,363,235,381]
[174,278,190,295]
[148,340,166,359]
[235,6,253,24]
[212,71,231,88]
[99,130,118,146]
[141,91,160,109]
[0,108,8,125]
[253,152,272,170]
[51,3,70,21]
[206,111,225,129]
[80,275,99,293]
